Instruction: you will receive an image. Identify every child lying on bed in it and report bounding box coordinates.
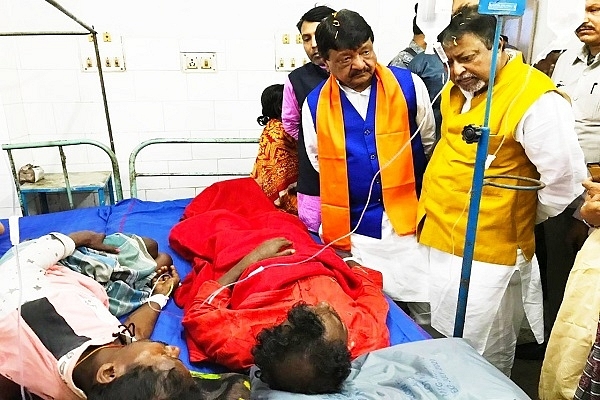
[0,230,202,400]
[170,177,391,395]
[57,232,174,317]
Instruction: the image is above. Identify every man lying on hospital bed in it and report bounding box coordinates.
[0,230,202,400]
[170,177,391,395]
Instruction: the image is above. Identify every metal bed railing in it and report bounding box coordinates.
[2,139,123,214]
[128,138,259,198]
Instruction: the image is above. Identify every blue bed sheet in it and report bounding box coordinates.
[0,199,430,373]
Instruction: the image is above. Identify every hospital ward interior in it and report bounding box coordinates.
[1,0,599,398]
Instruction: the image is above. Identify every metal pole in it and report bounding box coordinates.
[58,146,75,209]
[0,32,89,36]
[44,0,96,33]
[43,0,116,154]
[128,138,259,197]
[91,32,116,154]
[454,15,505,338]
[1,1,117,155]
[5,150,26,215]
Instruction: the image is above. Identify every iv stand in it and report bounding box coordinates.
[453,13,544,337]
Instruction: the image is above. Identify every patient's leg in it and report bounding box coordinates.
[155,252,173,268]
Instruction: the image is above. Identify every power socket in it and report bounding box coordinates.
[181,52,217,72]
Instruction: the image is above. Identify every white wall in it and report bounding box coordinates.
[0,0,417,217]
[530,0,583,63]
[0,0,563,218]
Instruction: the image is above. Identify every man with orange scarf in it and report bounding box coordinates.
[301,9,436,311]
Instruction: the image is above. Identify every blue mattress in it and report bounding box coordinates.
[0,199,430,372]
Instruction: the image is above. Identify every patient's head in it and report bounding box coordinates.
[87,340,200,400]
[88,365,201,400]
[252,302,351,394]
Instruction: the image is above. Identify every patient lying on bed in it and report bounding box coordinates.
[0,230,201,400]
[57,232,174,317]
[170,177,391,394]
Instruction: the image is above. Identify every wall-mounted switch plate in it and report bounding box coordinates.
[181,52,217,72]
[80,33,126,72]
[274,31,307,72]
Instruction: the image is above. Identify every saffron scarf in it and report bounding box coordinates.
[317,63,418,250]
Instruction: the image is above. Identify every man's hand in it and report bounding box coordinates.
[581,178,600,227]
[247,238,295,264]
[152,265,180,297]
[583,177,600,197]
[582,195,600,226]
[68,231,118,253]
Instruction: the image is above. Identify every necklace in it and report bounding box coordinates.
[74,344,122,369]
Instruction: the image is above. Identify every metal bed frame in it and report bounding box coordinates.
[128,138,259,198]
[2,139,123,215]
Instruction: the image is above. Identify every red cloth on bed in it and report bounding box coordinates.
[169,177,390,370]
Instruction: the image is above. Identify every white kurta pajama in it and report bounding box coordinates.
[421,60,587,375]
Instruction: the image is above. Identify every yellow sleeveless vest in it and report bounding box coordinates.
[417,53,557,265]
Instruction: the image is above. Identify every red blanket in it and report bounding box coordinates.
[170,177,363,312]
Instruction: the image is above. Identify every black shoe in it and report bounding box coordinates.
[515,342,547,360]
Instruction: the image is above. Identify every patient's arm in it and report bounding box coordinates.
[218,238,294,286]
[345,265,391,351]
[67,231,118,253]
[123,265,180,340]
[2,233,80,271]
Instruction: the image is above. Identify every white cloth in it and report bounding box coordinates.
[250,338,530,399]
[350,212,429,302]
[423,247,543,376]
[552,44,600,164]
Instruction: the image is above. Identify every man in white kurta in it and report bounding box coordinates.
[417,6,587,376]
[541,0,600,334]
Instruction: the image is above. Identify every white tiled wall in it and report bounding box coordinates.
[0,0,555,217]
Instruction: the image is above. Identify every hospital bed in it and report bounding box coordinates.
[0,138,430,374]
[0,139,531,398]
